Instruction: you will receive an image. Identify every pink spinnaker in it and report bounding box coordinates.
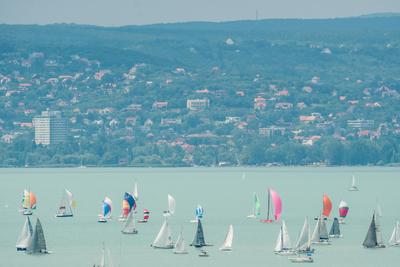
[269,189,282,221]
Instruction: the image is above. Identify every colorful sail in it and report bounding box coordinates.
[121,192,135,217]
[338,200,349,220]
[103,197,112,219]
[143,209,150,221]
[22,190,36,210]
[196,205,204,220]
[270,189,282,221]
[322,194,332,218]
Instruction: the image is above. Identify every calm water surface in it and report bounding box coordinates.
[0,167,399,267]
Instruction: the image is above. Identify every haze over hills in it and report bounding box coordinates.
[0,16,399,167]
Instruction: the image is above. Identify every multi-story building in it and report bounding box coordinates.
[33,111,68,145]
[186,99,210,110]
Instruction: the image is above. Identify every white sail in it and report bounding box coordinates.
[274,220,292,252]
[374,212,385,246]
[174,229,188,254]
[121,211,138,234]
[100,247,105,267]
[99,244,113,267]
[167,194,176,215]
[220,224,234,251]
[16,217,33,250]
[133,183,138,200]
[311,218,319,243]
[152,218,174,248]
[388,221,400,246]
[56,189,73,217]
[295,217,310,251]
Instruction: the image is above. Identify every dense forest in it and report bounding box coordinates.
[0,17,399,167]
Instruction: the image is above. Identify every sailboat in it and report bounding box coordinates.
[349,175,359,191]
[293,217,314,254]
[121,210,138,234]
[98,197,112,223]
[151,217,174,249]
[260,188,282,223]
[56,189,74,217]
[26,218,50,254]
[338,200,349,224]
[290,218,314,263]
[21,190,37,215]
[97,243,113,267]
[138,208,150,223]
[220,224,234,251]
[173,228,188,254]
[247,193,261,219]
[119,192,135,221]
[190,205,204,223]
[163,194,176,216]
[312,215,331,245]
[329,218,342,238]
[274,220,295,255]
[388,221,400,247]
[322,194,332,218]
[363,211,385,248]
[191,219,210,247]
[16,216,33,251]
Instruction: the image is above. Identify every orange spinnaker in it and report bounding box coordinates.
[30,192,37,209]
[323,194,332,217]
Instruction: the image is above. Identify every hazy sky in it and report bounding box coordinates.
[1,0,400,26]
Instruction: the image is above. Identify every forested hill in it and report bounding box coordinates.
[0,17,399,167]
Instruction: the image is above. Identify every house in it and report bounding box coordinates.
[254,97,266,110]
[299,115,317,123]
[225,117,241,124]
[259,127,286,137]
[161,118,182,126]
[152,101,168,110]
[275,102,293,109]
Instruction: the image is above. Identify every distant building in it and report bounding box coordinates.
[186,99,210,110]
[259,127,286,137]
[347,119,375,129]
[33,111,68,145]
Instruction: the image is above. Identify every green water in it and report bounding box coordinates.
[0,167,399,267]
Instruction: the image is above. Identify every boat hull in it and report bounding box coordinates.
[275,250,296,256]
[289,256,314,263]
[56,214,73,218]
[312,241,331,245]
[137,220,148,223]
[260,219,274,223]
[121,230,138,234]
[173,251,188,254]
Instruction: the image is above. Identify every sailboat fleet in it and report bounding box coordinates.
[14,173,399,264]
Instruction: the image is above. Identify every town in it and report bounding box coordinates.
[0,18,399,167]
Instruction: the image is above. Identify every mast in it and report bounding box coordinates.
[266,188,271,220]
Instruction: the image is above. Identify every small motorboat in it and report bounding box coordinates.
[198,249,209,257]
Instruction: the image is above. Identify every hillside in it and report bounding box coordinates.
[0,17,399,167]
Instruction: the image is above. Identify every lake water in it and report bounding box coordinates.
[0,167,399,267]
